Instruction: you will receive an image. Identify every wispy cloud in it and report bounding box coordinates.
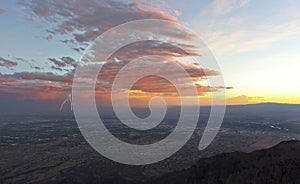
[48,56,77,71]
[212,0,250,16]
[227,95,264,105]
[0,57,18,69]
[0,8,5,15]
[20,0,181,46]
[206,21,300,57]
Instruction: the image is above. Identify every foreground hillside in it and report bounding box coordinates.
[1,139,299,184]
[150,140,300,184]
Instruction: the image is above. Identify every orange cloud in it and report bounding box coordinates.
[1,0,229,107]
[227,95,265,105]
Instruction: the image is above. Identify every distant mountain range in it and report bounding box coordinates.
[149,140,300,184]
[1,101,300,115]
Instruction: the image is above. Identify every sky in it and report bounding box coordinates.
[0,0,300,113]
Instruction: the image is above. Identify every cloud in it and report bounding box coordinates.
[20,0,201,66]
[227,95,265,105]
[21,0,181,46]
[0,8,5,15]
[43,34,53,41]
[72,47,85,53]
[212,0,250,16]
[0,56,44,72]
[93,57,222,98]
[49,56,77,71]
[0,57,18,69]
[206,20,300,57]
[3,0,227,106]
[0,71,74,100]
[14,57,25,62]
[0,71,73,83]
[105,40,200,62]
[48,58,66,68]
[0,56,223,101]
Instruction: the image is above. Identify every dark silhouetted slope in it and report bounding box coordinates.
[150,140,300,184]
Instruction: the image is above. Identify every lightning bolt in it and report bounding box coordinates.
[60,94,72,112]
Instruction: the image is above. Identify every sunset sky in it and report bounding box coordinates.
[0,0,300,113]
